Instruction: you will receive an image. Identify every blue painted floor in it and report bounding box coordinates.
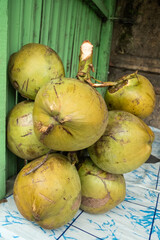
[0,126,160,240]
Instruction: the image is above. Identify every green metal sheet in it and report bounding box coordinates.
[8,0,42,54]
[84,0,109,20]
[0,0,116,199]
[6,0,43,180]
[0,0,8,200]
[39,0,102,78]
[96,0,116,96]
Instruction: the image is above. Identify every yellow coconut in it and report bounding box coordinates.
[33,77,108,151]
[88,110,154,174]
[105,72,156,119]
[7,101,49,160]
[77,157,126,214]
[8,43,65,100]
[13,153,81,229]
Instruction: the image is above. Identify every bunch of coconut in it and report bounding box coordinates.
[6,41,155,229]
[81,69,155,214]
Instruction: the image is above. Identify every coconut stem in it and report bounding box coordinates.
[67,152,79,165]
[77,40,116,87]
[24,150,52,175]
[77,40,94,82]
[87,77,117,87]
[24,159,28,165]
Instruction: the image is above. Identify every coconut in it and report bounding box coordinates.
[33,77,108,151]
[7,101,49,160]
[105,72,156,119]
[88,110,154,174]
[77,157,126,214]
[13,153,81,229]
[8,43,65,100]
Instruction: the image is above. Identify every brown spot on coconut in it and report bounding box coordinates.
[13,80,19,90]
[82,192,111,208]
[71,193,81,211]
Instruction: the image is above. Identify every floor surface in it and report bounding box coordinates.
[0,126,160,240]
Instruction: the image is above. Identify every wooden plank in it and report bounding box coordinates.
[110,54,160,74]
[0,0,8,199]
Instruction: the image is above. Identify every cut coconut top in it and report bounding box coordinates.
[80,40,93,61]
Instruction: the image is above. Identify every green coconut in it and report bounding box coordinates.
[88,110,154,174]
[33,77,108,152]
[13,153,81,229]
[7,101,49,160]
[8,43,65,100]
[77,157,126,214]
[105,72,156,119]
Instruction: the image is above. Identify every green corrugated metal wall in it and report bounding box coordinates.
[7,0,104,79]
[0,0,116,200]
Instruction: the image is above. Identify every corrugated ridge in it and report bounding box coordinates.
[5,0,108,179]
[8,0,42,55]
[6,0,43,179]
[40,0,102,78]
[0,0,8,199]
